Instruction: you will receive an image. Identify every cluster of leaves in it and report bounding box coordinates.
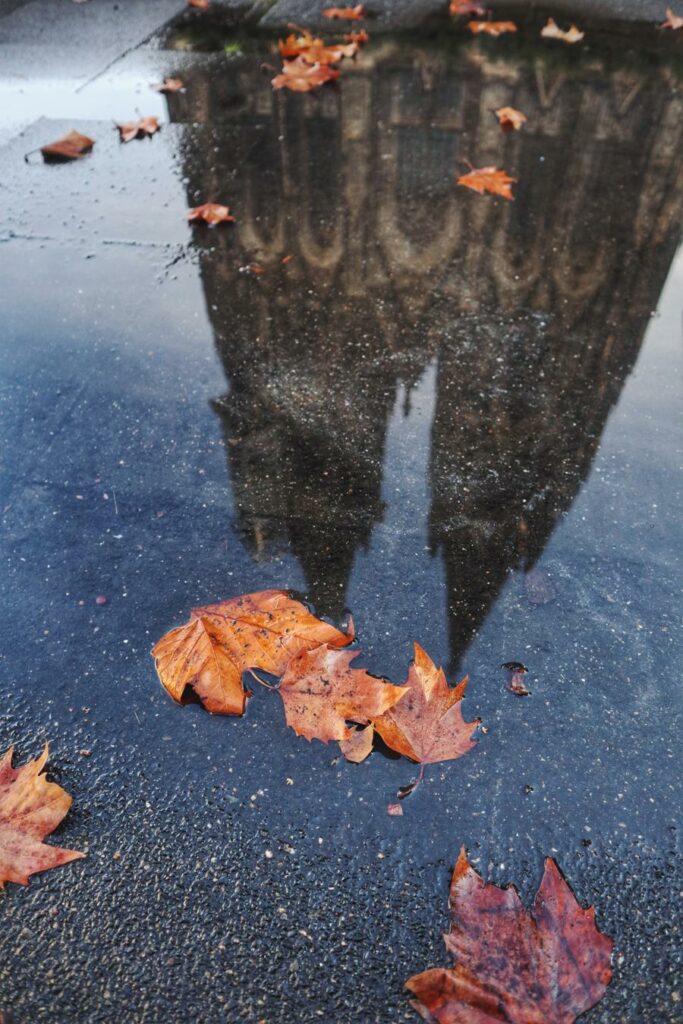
[152,590,479,770]
[271,22,368,93]
[407,849,613,1024]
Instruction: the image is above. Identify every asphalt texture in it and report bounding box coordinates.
[1,2,682,1023]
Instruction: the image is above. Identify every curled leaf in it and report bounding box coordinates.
[494,106,527,132]
[457,165,516,199]
[38,129,94,163]
[541,17,585,43]
[115,116,160,143]
[188,202,236,226]
[0,745,85,888]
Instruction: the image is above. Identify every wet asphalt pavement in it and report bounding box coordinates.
[1,2,682,1022]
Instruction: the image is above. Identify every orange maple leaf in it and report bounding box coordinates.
[407,849,614,1024]
[660,7,683,28]
[494,105,527,132]
[344,28,369,43]
[0,746,85,887]
[279,33,359,64]
[457,165,517,199]
[278,30,324,57]
[152,590,354,715]
[115,116,160,143]
[541,17,585,43]
[187,202,236,226]
[374,643,478,764]
[323,4,365,18]
[467,19,517,35]
[153,77,184,93]
[278,646,407,743]
[272,57,341,92]
[38,129,94,162]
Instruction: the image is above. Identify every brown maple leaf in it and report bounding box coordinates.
[278,646,407,743]
[660,7,683,28]
[407,848,613,1024]
[323,4,365,18]
[374,643,478,764]
[279,32,358,63]
[38,129,94,162]
[152,590,354,715]
[494,106,527,132]
[272,57,341,92]
[339,723,374,762]
[0,745,85,887]
[153,77,184,93]
[467,19,517,35]
[115,116,160,143]
[187,202,236,226]
[457,165,517,199]
[449,0,486,14]
[541,17,585,43]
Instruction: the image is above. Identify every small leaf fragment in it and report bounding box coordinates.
[188,202,236,226]
[541,17,585,43]
[387,803,403,816]
[188,0,209,8]
[115,116,160,143]
[660,7,683,29]
[323,4,365,18]
[502,661,530,696]
[278,646,407,743]
[39,129,94,163]
[340,723,374,763]
[457,165,516,199]
[449,0,486,14]
[0,745,85,888]
[154,77,184,93]
[494,105,527,132]
[467,19,517,35]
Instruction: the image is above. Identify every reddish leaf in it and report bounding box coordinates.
[541,18,585,43]
[323,4,365,18]
[272,57,341,92]
[457,165,516,199]
[494,106,527,132]
[374,643,478,764]
[449,0,486,14]
[187,202,236,226]
[188,0,209,8]
[154,77,184,93]
[39,129,94,162]
[407,849,613,1024]
[467,19,517,35]
[152,590,354,715]
[0,745,85,887]
[344,29,369,43]
[387,802,403,816]
[278,30,324,57]
[278,646,407,743]
[340,723,374,762]
[115,116,160,143]
[660,7,683,28]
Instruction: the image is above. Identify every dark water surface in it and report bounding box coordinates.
[1,17,682,1023]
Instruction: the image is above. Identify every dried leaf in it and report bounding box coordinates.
[344,29,369,43]
[387,803,403,816]
[457,165,516,199]
[39,129,94,162]
[467,19,517,35]
[0,746,85,887]
[154,77,184,93]
[541,17,585,43]
[279,31,358,64]
[449,0,486,14]
[374,643,478,764]
[278,30,324,57]
[407,848,613,1024]
[115,116,160,143]
[323,4,365,18]
[502,661,530,696]
[187,202,236,226]
[188,0,209,8]
[660,7,683,28]
[152,590,354,715]
[339,723,374,762]
[278,646,407,743]
[494,106,527,132]
[272,57,341,92]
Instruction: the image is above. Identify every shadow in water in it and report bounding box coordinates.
[165,34,683,671]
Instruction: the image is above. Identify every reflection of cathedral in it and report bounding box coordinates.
[166,39,683,663]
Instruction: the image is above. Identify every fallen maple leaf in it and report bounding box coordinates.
[344,28,369,43]
[115,116,160,143]
[374,643,477,764]
[457,165,516,199]
[541,17,585,43]
[279,31,358,63]
[278,646,406,743]
[278,30,323,57]
[187,202,236,226]
[467,19,517,35]
[0,745,85,887]
[38,129,94,162]
[660,7,683,28]
[339,723,374,762]
[449,0,485,14]
[323,4,365,18]
[152,590,354,715]
[494,105,527,132]
[407,848,613,1024]
[272,57,340,92]
[154,77,184,93]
